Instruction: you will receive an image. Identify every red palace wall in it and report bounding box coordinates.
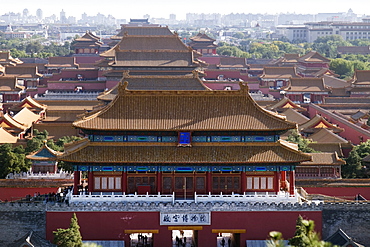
[0,187,59,201]
[303,187,370,200]
[46,211,322,247]
[308,104,370,145]
[204,70,250,81]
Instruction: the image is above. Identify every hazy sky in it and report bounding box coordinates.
[1,0,369,20]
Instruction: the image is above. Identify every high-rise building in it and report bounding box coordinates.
[23,8,29,18]
[36,9,43,20]
[60,9,67,23]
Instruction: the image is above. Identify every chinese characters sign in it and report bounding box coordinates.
[160,212,211,225]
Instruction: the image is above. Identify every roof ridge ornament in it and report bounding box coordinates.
[123,70,130,78]
[192,70,199,78]
[118,80,129,95]
[239,81,249,94]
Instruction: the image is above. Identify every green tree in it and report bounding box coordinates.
[352,61,370,71]
[53,213,82,247]
[344,140,370,178]
[288,216,335,247]
[54,135,83,172]
[232,32,245,39]
[0,143,30,178]
[55,136,82,151]
[25,129,49,153]
[10,48,29,58]
[267,231,285,247]
[311,35,351,58]
[25,41,43,54]
[286,130,317,153]
[329,58,354,78]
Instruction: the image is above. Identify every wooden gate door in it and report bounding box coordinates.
[174,175,194,199]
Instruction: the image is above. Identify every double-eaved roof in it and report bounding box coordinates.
[99,26,205,72]
[72,31,103,48]
[74,82,297,132]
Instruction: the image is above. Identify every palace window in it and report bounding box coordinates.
[246,176,273,190]
[94,176,121,190]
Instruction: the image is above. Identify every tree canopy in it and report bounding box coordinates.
[268,216,336,247]
[0,144,29,178]
[0,129,82,178]
[0,37,72,58]
[286,130,318,153]
[343,140,370,178]
[288,216,334,247]
[53,213,82,247]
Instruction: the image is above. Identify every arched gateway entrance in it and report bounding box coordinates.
[124,230,158,247]
[213,229,245,247]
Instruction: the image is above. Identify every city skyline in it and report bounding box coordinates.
[0,0,369,20]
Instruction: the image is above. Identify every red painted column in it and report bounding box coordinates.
[281,171,286,181]
[73,171,81,195]
[274,171,280,193]
[88,171,93,193]
[122,172,127,194]
[241,171,246,193]
[280,171,287,191]
[157,172,162,194]
[289,171,295,195]
[206,171,212,194]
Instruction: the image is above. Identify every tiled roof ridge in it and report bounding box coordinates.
[308,128,348,143]
[298,51,330,62]
[62,137,90,155]
[26,141,61,160]
[59,140,312,163]
[0,127,18,143]
[299,115,343,132]
[74,80,298,131]
[115,80,248,96]
[2,113,27,129]
[267,97,301,110]
[262,66,300,75]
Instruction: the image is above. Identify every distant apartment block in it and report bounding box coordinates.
[277,17,370,42]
